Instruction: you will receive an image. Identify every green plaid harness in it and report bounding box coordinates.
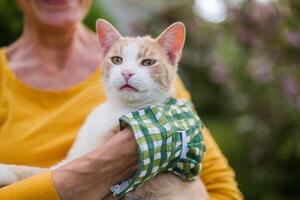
[111,97,206,196]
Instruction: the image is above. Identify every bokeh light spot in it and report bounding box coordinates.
[194,0,227,24]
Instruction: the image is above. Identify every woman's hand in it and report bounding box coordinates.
[52,128,138,200]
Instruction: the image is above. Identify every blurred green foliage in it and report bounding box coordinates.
[135,1,300,199]
[0,1,22,46]
[0,0,299,199]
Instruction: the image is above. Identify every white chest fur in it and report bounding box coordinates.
[66,102,133,160]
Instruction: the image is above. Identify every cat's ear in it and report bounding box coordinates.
[156,22,186,65]
[96,19,122,55]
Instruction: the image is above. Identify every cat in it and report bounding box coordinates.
[0,19,208,200]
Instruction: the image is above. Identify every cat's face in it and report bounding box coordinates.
[96,19,185,106]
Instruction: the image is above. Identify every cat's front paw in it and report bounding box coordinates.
[0,164,17,186]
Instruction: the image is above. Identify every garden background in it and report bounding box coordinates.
[0,0,299,199]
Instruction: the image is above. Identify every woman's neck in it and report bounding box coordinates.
[5,20,101,90]
[23,21,78,50]
[11,21,83,68]
[8,17,100,68]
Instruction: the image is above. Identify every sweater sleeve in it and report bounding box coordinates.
[0,172,60,200]
[174,76,243,200]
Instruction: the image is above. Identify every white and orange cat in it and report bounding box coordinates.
[0,19,208,200]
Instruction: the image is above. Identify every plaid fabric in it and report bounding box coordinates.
[111,97,206,196]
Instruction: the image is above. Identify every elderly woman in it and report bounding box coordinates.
[0,0,242,200]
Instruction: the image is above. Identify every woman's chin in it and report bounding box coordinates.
[37,12,80,29]
[30,0,84,30]
[38,0,73,5]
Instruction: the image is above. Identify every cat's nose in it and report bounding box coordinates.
[121,70,135,82]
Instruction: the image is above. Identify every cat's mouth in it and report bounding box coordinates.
[120,84,139,92]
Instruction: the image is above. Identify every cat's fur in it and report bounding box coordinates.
[0,19,208,200]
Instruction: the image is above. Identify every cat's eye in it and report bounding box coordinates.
[141,59,157,66]
[111,56,123,65]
